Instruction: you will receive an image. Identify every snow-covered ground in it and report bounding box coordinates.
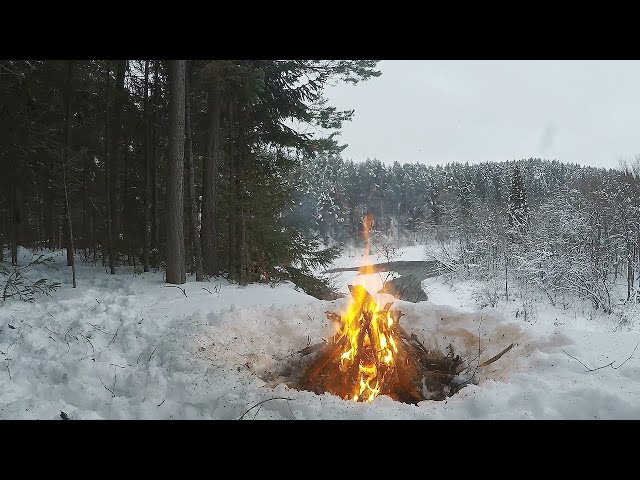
[2,246,640,419]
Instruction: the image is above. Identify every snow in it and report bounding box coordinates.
[2,246,640,419]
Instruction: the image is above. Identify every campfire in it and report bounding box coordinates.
[289,213,515,404]
[295,214,464,403]
[297,283,465,403]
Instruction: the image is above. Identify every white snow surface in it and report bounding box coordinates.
[1,246,640,419]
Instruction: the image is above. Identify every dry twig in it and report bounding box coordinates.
[163,285,187,297]
[239,397,294,420]
[613,341,640,370]
[562,350,615,372]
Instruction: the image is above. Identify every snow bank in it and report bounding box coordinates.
[1,247,640,419]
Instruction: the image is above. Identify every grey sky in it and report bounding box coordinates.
[322,60,640,168]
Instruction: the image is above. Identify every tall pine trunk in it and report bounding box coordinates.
[104,60,115,274]
[151,61,160,260]
[201,70,221,276]
[184,62,203,281]
[111,60,126,252]
[165,60,186,285]
[9,183,17,265]
[232,100,247,284]
[143,60,151,273]
[62,60,76,286]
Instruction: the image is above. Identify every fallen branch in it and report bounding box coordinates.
[239,397,294,420]
[479,343,515,368]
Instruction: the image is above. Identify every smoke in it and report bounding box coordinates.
[539,122,557,154]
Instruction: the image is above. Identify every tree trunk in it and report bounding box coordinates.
[9,183,17,265]
[82,149,89,259]
[104,60,115,274]
[151,60,160,260]
[62,60,75,268]
[62,60,76,286]
[227,101,235,276]
[184,62,203,281]
[111,59,126,252]
[143,60,151,273]
[201,69,222,276]
[234,100,247,284]
[165,60,186,285]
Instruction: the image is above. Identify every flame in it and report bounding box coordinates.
[333,214,398,403]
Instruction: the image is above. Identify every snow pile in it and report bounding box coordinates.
[2,247,640,419]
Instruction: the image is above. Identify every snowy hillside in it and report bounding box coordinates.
[2,246,639,419]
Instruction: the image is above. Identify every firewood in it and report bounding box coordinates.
[298,342,326,356]
[325,311,342,324]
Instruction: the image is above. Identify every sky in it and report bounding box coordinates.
[321,60,640,169]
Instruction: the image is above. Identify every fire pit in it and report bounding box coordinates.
[295,284,467,403]
[283,213,514,404]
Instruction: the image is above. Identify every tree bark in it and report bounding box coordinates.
[142,60,151,273]
[104,60,115,274]
[184,62,203,281]
[9,183,17,265]
[111,59,126,250]
[62,61,76,287]
[234,99,247,284]
[62,60,75,269]
[201,67,222,276]
[151,60,160,260]
[165,60,186,285]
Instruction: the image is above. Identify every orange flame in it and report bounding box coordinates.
[334,214,398,402]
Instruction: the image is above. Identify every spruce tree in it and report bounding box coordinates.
[508,164,529,230]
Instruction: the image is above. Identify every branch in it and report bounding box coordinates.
[613,341,640,370]
[100,377,115,397]
[562,350,615,372]
[163,285,187,297]
[479,343,515,367]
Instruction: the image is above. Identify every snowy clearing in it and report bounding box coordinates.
[1,246,640,419]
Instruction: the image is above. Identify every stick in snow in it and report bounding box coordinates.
[562,350,615,372]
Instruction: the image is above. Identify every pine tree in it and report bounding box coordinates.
[508,164,529,230]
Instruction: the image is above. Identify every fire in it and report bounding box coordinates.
[333,214,398,402]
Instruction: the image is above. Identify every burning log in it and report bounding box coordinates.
[295,284,473,403]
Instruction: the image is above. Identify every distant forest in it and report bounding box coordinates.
[291,155,640,311]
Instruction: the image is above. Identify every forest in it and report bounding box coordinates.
[0,60,379,296]
[2,59,640,420]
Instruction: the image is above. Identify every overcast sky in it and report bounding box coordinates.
[321,60,640,169]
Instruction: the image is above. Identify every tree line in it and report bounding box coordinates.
[0,59,379,292]
[292,155,640,311]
